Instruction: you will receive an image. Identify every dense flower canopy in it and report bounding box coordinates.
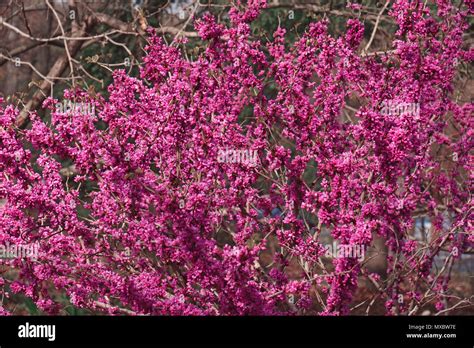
[0,0,472,315]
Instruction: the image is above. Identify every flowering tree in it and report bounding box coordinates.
[0,0,472,315]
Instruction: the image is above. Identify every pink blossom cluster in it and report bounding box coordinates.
[0,0,472,315]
